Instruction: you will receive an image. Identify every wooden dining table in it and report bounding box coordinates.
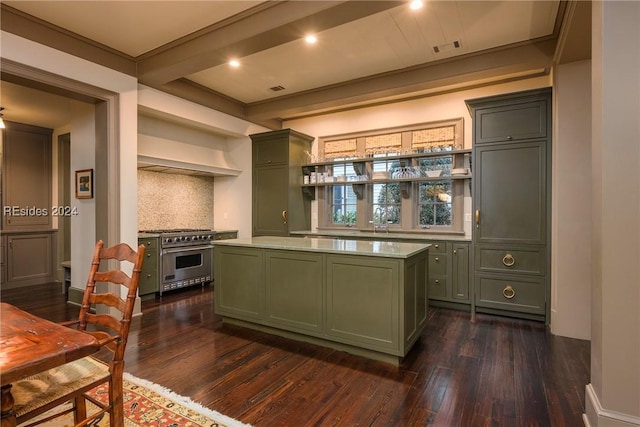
[0,302,100,427]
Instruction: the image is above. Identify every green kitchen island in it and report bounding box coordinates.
[213,236,430,365]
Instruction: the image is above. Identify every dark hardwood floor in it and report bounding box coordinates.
[1,283,590,426]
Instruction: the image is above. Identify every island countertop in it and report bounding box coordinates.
[212,236,430,259]
[291,230,471,242]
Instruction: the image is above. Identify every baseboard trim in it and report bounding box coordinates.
[585,383,640,426]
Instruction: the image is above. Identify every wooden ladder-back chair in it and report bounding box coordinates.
[12,240,145,427]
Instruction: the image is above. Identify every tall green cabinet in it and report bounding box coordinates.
[466,88,552,322]
[251,129,314,236]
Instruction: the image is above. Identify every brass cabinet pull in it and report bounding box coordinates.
[503,285,516,299]
[506,135,513,140]
[453,250,457,255]
[435,279,439,284]
[434,257,439,262]
[502,253,515,267]
[146,273,152,278]
[282,210,288,224]
[475,210,480,229]
[147,253,152,257]
[434,244,439,249]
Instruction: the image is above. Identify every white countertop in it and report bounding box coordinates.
[211,236,430,258]
[291,230,470,242]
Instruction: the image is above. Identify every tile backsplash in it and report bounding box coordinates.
[138,170,214,230]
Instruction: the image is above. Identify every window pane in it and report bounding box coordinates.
[332,162,358,181]
[418,156,453,177]
[373,182,401,225]
[418,181,452,227]
[331,185,357,225]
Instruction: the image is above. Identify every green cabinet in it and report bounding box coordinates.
[251,129,314,236]
[425,240,470,308]
[472,98,548,144]
[467,88,551,322]
[213,240,429,365]
[138,236,159,297]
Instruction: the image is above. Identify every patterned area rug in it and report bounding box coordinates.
[33,372,251,427]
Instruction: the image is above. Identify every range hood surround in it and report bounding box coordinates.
[137,155,240,177]
[137,113,242,177]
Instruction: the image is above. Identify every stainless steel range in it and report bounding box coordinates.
[139,229,215,295]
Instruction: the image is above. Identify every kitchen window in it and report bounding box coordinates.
[312,118,468,234]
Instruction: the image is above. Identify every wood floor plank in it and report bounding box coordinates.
[1,283,590,427]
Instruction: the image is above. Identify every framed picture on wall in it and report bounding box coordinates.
[75,169,93,199]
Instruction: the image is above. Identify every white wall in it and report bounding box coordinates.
[586,2,640,426]
[551,60,592,340]
[213,136,253,237]
[69,103,96,288]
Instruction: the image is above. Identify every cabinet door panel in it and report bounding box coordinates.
[6,233,53,285]
[428,253,447,275]
[265,251,323,333]
[475,100,547,144]
[3,125,52,229]
[474,141,546,245]
[253,166,288,236]
[214,247,264,320]
[452,243,470,301]
[475,273,545,315]
[427,277,447,299]
[326,255,399,351]
[476,245,545,275]
[254,140,288,165]
[138,268,158,296]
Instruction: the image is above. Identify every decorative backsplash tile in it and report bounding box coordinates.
[138,170,214,230]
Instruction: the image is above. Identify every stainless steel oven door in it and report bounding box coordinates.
[161,245,213,293]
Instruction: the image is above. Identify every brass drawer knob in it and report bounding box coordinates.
[503,285,516,299]
[502,253,515,267]
[434,257,439,262]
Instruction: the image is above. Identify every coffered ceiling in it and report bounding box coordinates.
[0,1,590,129]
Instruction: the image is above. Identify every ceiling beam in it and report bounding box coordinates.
[137,0,403,86]
[0,4,137,77]
[244,39,557,121]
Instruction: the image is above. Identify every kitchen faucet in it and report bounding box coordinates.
[373,206,389,233]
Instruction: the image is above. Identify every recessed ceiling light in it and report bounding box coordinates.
[409,0,423,10]
[305,34,317,44]
[229,59,240,68]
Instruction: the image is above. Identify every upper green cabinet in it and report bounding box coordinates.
[467,88,551,322]
[472,98,548,144]
[251,129,314,236]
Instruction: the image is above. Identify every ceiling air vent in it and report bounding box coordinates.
[433,40,461,54]
[270,85,286,92]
